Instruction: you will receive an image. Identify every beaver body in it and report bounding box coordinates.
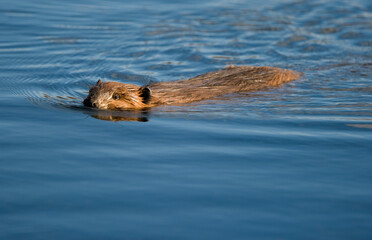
[83,65,302,110]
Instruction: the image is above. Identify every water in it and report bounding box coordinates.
[1,0,371,239]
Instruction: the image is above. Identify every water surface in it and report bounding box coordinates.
[0,0,371,239]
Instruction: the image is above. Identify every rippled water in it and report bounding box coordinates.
[1,0,371,239]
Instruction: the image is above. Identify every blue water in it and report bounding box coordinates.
[1,0,371,239]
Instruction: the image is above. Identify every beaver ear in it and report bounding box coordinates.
[96,79,102,86]
[138,86,152,104]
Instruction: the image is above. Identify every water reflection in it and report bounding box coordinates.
[86,109,150,122]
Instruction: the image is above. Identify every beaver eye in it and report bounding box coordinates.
[112,94,120,100]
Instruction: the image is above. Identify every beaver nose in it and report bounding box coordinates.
[83,98,92,107]
[83,98,98,108]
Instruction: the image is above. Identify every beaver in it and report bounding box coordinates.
[83,65,302,110]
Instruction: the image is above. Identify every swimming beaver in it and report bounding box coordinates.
[83,65,302,110]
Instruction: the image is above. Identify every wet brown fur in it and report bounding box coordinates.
[83,65,302,110]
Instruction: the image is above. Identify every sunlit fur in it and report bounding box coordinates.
[83,65,303,110]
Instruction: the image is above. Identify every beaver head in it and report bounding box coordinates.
[83,80,152,110]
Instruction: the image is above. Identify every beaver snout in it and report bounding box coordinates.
[83,96,106,109]
[83,97,93,107]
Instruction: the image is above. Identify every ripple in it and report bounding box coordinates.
[0,0,369,123]
[1,2,372,239]
[347,124,372,129]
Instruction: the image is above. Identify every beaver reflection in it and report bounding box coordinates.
[88,109,150,122]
